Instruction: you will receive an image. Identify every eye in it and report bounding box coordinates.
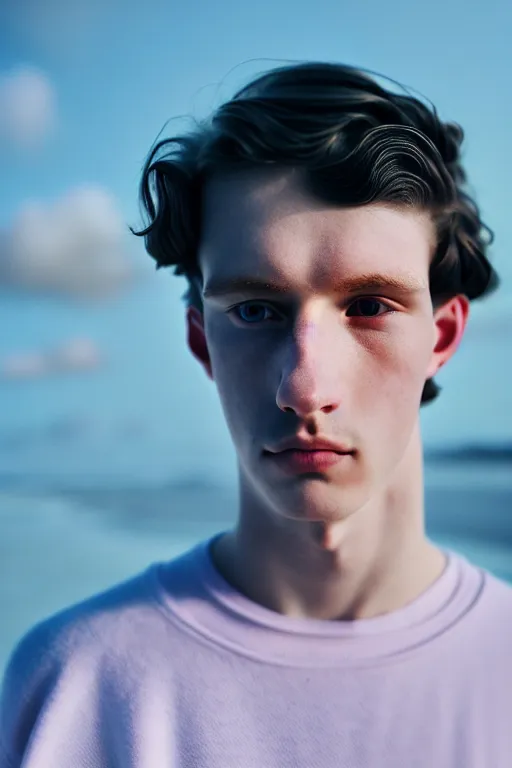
[230,301,282,324]
[346,298,394,318]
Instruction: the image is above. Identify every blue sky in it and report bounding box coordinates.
[0,0,510,486]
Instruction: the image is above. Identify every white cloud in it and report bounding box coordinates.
[0,186,134,299]
[0,66,56,148]
[1,337,103,381]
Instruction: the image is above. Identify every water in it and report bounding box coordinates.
[1,460,511,675]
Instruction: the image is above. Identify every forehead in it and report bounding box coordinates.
[199,170,434,290]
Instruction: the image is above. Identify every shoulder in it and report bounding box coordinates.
[0,563,171,760]
[0,538,208,698]
[1,565,157,705]
[0,541,212,762]
[10,562,162,661]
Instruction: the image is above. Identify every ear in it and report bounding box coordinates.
[186,306,213,380]
[426,295,470,379]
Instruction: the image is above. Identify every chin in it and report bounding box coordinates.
[268,477,368,524]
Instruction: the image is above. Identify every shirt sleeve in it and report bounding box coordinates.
[0,622,58,767]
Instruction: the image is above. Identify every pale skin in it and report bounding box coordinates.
[187,168,469,622]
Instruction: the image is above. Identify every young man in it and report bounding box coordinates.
[1,62,511,767]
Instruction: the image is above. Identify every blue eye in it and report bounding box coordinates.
[232,302,279,324]
[229,298,393,325]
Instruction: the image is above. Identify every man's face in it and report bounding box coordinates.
[190,170,461,523]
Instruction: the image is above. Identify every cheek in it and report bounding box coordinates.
[205,319,269,425]
[208,324,260,380]
[356,324,433,407]
[207,313,273,373]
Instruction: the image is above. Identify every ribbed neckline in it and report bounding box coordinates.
[150,533,486,668]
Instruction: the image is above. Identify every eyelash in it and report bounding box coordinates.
[228,298,396,325]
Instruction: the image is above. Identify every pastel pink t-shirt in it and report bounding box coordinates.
[1,535,512,767]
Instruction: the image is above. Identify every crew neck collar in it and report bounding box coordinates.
[151,534,485,668]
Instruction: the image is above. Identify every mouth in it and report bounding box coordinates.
[263,447,355,474]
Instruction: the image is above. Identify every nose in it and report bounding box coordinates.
[275,320,341,417]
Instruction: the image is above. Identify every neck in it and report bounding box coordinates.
[211,422,446,621]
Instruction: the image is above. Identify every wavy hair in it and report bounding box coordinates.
[133,61,500,405]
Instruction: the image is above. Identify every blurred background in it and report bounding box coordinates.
[0,0,511,673]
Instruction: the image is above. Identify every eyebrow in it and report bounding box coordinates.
[202,272,426,300]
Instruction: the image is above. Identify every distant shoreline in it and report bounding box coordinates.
[425,445,512,463]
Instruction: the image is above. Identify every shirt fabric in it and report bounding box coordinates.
[1,534,512,767]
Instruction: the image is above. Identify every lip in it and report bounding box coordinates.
[266,437,354,454]
[263,437,355,474]
[267,449,353,473]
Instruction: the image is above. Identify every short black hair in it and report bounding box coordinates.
[133,61,500,405]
